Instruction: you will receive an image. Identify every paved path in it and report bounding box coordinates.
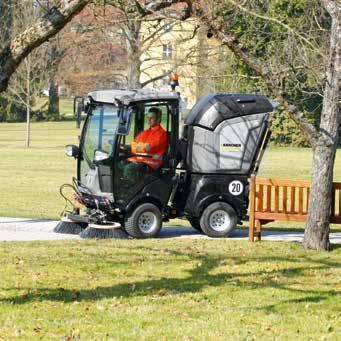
[0,217,340,244]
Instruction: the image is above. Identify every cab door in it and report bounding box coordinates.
[113,100,178,207]
[78,104,119,195]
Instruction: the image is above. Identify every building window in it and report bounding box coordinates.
[164,20,173,32]
[162,44,173,59]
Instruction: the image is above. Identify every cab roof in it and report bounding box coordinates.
[185,93,274,130]
[88,89,180,105]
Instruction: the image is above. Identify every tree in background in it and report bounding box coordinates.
[195,0,339,250]
[0,1,191,94]
[90,1,198,89]
[46,38,66,120]
[0,0,12,46]
[57,4,128,96]
[209,0,329,147]
[0,0,91,94]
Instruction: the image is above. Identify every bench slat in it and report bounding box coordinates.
[255,212,307,222]
[290,187,295,213]
[266,185,271,212]
[274,186,279,213]
[256,178,310,187]
[283,186,287,213]
[331,187,336,217]
[298,187,304,214]
[258,184,264,211]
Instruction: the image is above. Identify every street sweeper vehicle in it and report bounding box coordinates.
[54,89,274,238]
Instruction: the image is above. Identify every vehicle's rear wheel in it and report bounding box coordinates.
[124,203,162,238]
[187,217,202,232]
[200,202,237,238]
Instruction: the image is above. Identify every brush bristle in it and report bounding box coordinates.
[54,221,86,234]
[79,226,129,239]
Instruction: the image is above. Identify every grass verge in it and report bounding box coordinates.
[0,239,340,340]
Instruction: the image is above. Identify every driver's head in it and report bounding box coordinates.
[147,107,162,128]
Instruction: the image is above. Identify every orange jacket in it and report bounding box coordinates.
[128,124,168,170]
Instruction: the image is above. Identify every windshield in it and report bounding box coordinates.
[82,104,119,165]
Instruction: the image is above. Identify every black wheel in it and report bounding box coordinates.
[124,203,162,238]
[187,217,202,232]
[200,202,237,238]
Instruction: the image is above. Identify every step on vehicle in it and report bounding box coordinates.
[56,89,274,238]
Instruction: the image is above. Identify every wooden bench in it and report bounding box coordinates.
[248,176,341,242]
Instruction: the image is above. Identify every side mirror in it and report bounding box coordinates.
[95,150,110,162]
[65,144,79,158]
[117,106,133,135]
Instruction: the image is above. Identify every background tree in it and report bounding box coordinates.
[90,1,198,89]
[46,38,65,120]
[8,1,51,146]
[57,4,127,96]
[194,0,339,250]
[0,0,91,93]
[0,0,190,94]
[209,0,328,146]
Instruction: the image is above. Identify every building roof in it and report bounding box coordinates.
[88,89,180,105]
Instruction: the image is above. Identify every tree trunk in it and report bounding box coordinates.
[48,78,59,119]
[303,144,335,250]
[47,42,62,119]
[25,58,31,148]
[126,21,142,89]
[127,46,142,89]
[303,3,340,250]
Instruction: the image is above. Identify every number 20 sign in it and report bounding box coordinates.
[228,180,244,196]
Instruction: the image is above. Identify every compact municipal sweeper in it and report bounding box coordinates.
[54,89,274,238]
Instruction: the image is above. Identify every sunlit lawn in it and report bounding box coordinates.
[0,121,341,340]
[0,240,340,340]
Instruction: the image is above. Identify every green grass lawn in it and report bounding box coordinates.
[0,122,340,340]
[0,120,340,223]
[0,240,340,340]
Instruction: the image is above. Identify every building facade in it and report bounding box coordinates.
[140,18,220,109]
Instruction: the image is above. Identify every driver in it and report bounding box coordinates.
[122,107,167,180]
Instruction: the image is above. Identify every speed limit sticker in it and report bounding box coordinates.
[228,180,244,196]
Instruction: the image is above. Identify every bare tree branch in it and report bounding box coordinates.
[0,0,92,93]
[193,4,319,144]
[226,0,327,60]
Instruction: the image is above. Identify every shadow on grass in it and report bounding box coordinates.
[1,247,340,310]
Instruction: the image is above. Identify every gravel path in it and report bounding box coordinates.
[0,217,340,244]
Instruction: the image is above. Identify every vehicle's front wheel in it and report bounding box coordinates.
[200,202,237,238]
[124,203,162,238]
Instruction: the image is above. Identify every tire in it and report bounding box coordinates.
[200,202,237,238]
[187,217,202,232]
[124,203,162,238]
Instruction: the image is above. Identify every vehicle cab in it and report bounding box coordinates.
[66,89,180,237]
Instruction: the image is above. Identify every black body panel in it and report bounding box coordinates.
[181,174,249,219]
[123,173,174,213]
